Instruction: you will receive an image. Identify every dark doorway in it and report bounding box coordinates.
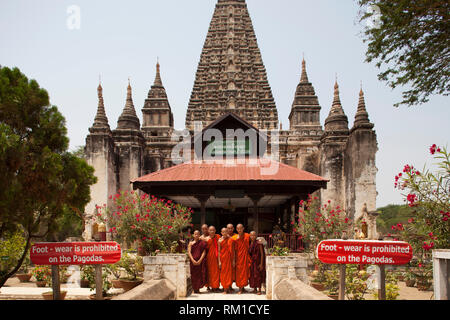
[216,210,248,232]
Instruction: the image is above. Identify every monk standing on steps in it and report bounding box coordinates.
[248,231,266,295]
[205,226,221,292]
[234,223,251,294]
[218,227,234,294]
[188,230,207,294]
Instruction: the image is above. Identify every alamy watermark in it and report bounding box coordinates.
[366,4,382,29]
[66,5,81,30]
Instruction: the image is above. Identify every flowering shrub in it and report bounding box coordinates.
[392,145,449,268]
[95,191,193,254]
[32,265,51,283]
[268,245,290,256]
[294,195,352,253]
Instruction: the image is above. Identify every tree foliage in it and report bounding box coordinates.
[376,204,415,234]
[358,0,450,107]
[0,66,97,287]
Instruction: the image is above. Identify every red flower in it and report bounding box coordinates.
[406,193,417,207]
[430,144,437,155]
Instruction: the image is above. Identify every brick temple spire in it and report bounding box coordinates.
[300,57,309,83]
[288,58,322,137]
[154,58,163,87]
[352,85,374,130]
[324,79,349,132]
[117,79,140,130]
[142,60,174,136]
[91,79,110,130]
[185,0,278,130]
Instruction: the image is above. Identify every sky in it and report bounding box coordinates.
[0,0,449,208]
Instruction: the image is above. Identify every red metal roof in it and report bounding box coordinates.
[133,159,328,183]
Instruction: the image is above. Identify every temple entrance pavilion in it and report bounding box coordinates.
[132,158,328,235]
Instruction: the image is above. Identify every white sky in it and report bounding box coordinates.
[0,0,448,208]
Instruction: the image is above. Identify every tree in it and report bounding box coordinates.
[0,66,97,287]
[358,0,449,107]
[376,204,415,234]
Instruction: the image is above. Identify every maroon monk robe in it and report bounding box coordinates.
[248,241,266,289]
[189,240,208,291]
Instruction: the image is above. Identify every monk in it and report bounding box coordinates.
[205,226,221,292]
[248,231,266,295]
[226,223,238,284]
[218,227,234,294]
[234,224,251,294]
[188,230,207,293]
[200,224,209,241]
[227,223,238,239]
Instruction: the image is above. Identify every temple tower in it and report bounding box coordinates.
[287,58,323,172]
[319,80,350,208]
[84,82,116,239]
[141,62,175,172]
[345,87,378,221]
[112,80,145,192]
[185,0,278,131]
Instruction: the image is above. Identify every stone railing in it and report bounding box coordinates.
[266,254,309,300]
[433,249,450,300]
[143,254,192,299]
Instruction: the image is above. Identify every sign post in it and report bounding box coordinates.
[30,242,121,300]
[376,265,386,300]
[95,265,103,300]
[51,265,61,300]
[316,239,413,300]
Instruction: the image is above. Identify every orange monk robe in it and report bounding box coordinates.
[234,233,251,288]
[206,234,220,289]
[219,237,233,290]
[229,234,238,282]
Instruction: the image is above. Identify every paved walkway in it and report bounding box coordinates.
[0,277,122,300]
[182,284,267,301]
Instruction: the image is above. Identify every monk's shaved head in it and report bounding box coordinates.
[236,224,244,235]
[227,224,234,235]
[250,231,256,235]
[221,227,228,237]
[201,224,209,235]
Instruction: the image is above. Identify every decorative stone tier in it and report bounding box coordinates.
[266,254,309,300]
[143,254,192,299]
